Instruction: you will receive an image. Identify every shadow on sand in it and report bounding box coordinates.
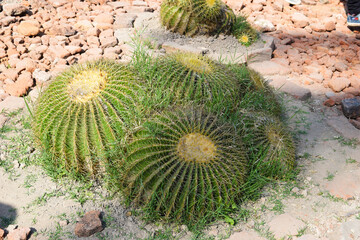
[0,202,17,229]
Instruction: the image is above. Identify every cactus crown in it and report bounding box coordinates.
[67,70,107,103]
[177,132,217,163]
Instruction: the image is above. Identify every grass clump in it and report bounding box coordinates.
[33,60,142,178]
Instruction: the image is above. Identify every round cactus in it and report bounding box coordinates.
[240,112,295,178]
[160,1,199,36]
[149,52,240,108]
[33,60,142,176]
[122,107,248,221]
[160,0,235,36]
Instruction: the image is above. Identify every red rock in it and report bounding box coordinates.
[17,20,40,36]
[94,13,114,25]
[99,29,114,38]
[86,28,101,37]
[3,3,28,16]
[87,36,100,46]
[324,98,336,107]
[329,77,351,92]
[334,61,349,72]
[64,46,83,55]
[310,23,326,32]
[3,68,19,81]
[324,20,336,31]
[349,119,360,129]
[100,37,118,48]
[291,13,309,28]
[0,228,4,240]
[350,76,360,89]
[74,210,104,237]
[16,58,36,73]
[6,227,30,240]
[48,45,71,59]
[4,71,33,96]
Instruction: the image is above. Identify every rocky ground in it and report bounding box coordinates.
[0,0,360,239]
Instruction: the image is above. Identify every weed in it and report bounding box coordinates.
[324,171,335,181]
[296,226,307,237]
[333,136,358,149]
[346,158,357,164]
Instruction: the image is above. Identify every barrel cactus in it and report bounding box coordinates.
[122,107,248,221]
[240,112,295,178]
[148,52,240,109]
[33,60,141,176]
[160,0,236,36]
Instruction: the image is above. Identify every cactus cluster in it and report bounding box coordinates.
[34,48,295,225]
[160,0,236,36]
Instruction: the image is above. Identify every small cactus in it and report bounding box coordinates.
[160,0,235,36]
[240,112,295,178]
[33,60,141,176]
[122,107,248,221]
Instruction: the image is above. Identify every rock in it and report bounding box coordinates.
[17,20,41,36]
[100,37,118,48]
[327,116,360,141]
[74,20,94,31]
[248,61,291,76]
[33,69,51,84]
[94,13,114,25]
[3,3,28,16]
[323,98,336,107]
[3,69,19,81]
[296,234,320,240]
[334,61,349,72]
[247,47,273,63]
[228,230,265,240]
[48,45,71,59]
[269,78,312,101]
[1,16,16,27]
[291,12,309,28]
[349,119,360,129]
[114,28,133,44]
[253,19,275,32]
[74,210,104,237]
[6,227,30,240]
[0,228,4,240]
[114,14,137,28]
[64,46,83,55]
[4,71,33,97]
[324,20,336,31]
[329,77,351,92]
[340,220,360,239]
[310,23,326,32]
[341,98,360,119]
[16,58,36,73]
[325,170,360,200]
[162,42,206,55]
[268,214,306,239]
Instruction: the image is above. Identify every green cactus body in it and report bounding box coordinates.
[150,52,239,108]
[123,108,248,221]
[34,61,141,176]
[240,112,295,178]
[160,1,199,36]
[160,0,235,36]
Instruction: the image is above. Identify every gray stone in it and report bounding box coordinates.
[114,28,133,44]
[114,14,137,29]
[161,42,206,55]
[340,219,360,240]
[0,96,25,112]
[341,98,360,119]
[326,116,360,142]
[3,3,28,16]
[247,47,273,63]
[33,69,51,84]
[248,61,291,76]
[269,78,311,101]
